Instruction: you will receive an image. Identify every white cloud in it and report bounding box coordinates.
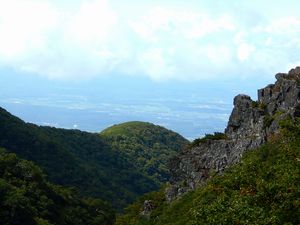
[65,0,117,45]
[265,16,300,34]
[0,0,59,59]
[237,43,255,62]
[129,7,236,42]
[204,45,233,65]
[184,14,236,39]
[0,0,122,80]
[0,0,300,81]
[138,48,176,81]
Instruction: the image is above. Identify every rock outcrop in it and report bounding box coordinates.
[140,200,154,218]
[167,67,300,201]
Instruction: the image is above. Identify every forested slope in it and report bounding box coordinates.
[0,108,187,210]
[101,121,188,184]
[0,148,115,225]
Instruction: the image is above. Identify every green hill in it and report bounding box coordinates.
[116,118,300,225]
[0,108,187,211]
[101,121,188,184]
[0,148,115,225]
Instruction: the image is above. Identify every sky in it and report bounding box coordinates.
[1,0,300,82]
[1,0,300,138]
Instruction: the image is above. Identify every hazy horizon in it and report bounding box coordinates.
[1,0,299,139]
[0,68,273,139]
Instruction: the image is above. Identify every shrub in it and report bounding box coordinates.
[189,132,228,148]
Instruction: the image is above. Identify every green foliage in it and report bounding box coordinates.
[263,115,274,128]
[118,119,300,225]
[263,109,285,129]
[115,186,167,225]
[273,110,284,119]
[0,148,115,225]
[251,101,267,110]
[190,132,227,148]
[0,108,187,211]
[100,122,188,184]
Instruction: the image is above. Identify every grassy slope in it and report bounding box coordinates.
[116,119,300,225]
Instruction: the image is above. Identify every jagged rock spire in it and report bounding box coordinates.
[166,67,300,201]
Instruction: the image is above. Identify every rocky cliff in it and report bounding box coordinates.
[166,67,300,201]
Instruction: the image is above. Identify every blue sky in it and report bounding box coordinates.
[0,0,300,82]
[1,0,300,138]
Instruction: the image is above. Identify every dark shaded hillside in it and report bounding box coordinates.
[101,121,188,184]
[0,108,187,210]
[0,148,115,225]
[116,117,300,225]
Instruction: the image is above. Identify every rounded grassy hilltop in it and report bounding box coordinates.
[101,121,189,184]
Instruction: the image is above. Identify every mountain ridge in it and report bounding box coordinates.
[116,67,300,225]
[1,67,300,224]
[101,121,188,184]
[0,107,187,210]
[166,66,300,200]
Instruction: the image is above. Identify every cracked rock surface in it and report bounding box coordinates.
[167,67,300,201]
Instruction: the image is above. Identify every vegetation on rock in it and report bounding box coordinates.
[116,118,300,225]
[189,132,228,148]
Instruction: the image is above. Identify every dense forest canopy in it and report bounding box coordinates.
[101,121,188,184]
[0,108,187,210]
[0,148,115,225]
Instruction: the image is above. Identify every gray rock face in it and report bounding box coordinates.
[167,67,300,201]
[140,200,154,218]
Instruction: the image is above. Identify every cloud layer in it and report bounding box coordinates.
[0,0,300,81]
